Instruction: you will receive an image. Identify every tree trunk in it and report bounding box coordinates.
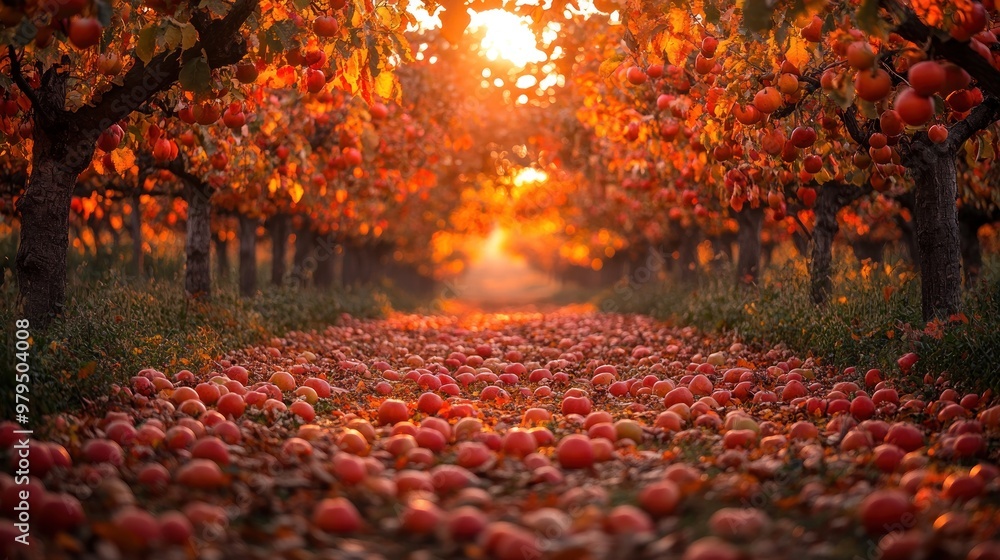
[761,241,775,270]
[906,142,963,320]
[791,229,809,258]
[15,145,82,327]
[342,243,360,286]
[811,210,838,304]
[269,214,289,286]
[735,207,764,285]
[214,235,230,281]
[677,226,700,283]
[959,217,983,287]
[291,221,314,288]
[809,183,866,304]
[313,234,336,288]
[238,213,257,297]
[356,245,372,285]
[184,181,213,298]
[14,57,101,327]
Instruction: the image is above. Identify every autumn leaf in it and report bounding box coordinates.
[599,54,624,80]
[136,25,158,64]
[785,35,810,69]
[179,55,211,93]
[857,0,886,36]
[180,23,198,51]
[289,182,304,203]
[742,0,774,33]
[111,148,136,175]
[439,6,471,44]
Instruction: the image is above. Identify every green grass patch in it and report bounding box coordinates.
[0,258,389,420]
[602,253,1000,392]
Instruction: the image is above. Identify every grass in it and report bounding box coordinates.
[0,238,391,420]
[601,249,1000,393]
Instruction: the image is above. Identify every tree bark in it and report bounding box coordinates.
[184,181,213,298]
[735,207,764,285]
[811,203,838,304]
[130,192,144,278]
[906,141,963,320]
[214,235,230,281]
[238,213,257,297]
[269,214,289,286]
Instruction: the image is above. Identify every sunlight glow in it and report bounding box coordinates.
[513,167,548,187]
[480,226,511,263]
[471,10,547,67]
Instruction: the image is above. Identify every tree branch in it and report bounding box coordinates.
[878,55,907,86]
[772,80,819,119]
[885,0,1000,99]
[946,95,1000,152]
[156,155,202,188]
[771,64,840,119]
[6,46,41,112]
[75,0,259,133]
[839,106,871,148]
[791,211,812,240]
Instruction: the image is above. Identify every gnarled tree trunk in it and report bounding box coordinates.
[906,141,962,320]
[238,213,257,297]
[14,63,100,327]
[735,206,763,286]
[15,135,91,327]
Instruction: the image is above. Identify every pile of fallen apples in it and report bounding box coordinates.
[2,311,999,559]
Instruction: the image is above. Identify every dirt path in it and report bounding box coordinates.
[6,311,1000,559]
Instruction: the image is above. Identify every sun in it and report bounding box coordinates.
[470,10,546,67]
